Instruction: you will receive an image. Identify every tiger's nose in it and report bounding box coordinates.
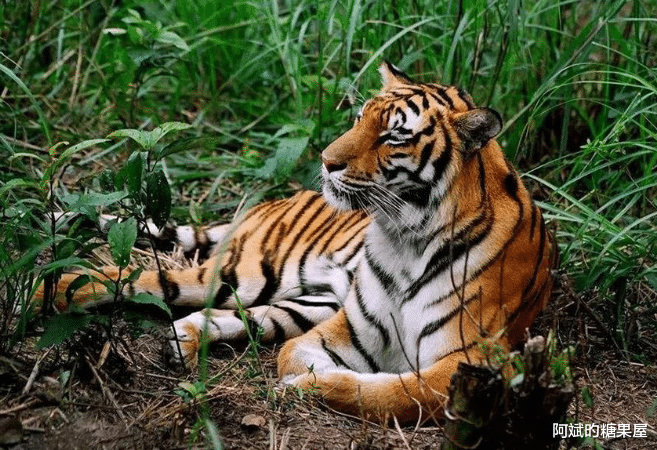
[322,156,347,173]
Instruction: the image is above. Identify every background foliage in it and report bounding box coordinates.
[1,0,656,444]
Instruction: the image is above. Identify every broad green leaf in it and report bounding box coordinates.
[157,30,190,51]
[107,218,137,268]
[98,168,116,192]
[0,178,42,198]
[646,272,657,291]
[61,191,128,208]
[107,122,190,150]
[37,313,92,348]
[152,122,192,141]
[119,151,144,200]
[61,191,128,221]
[272,120,315,139]
[254,137,309,180]
[40,257,92,273]
[145,170,171,229]
[155,137,219,161]
[253,156,277,179]
[128,292,172,318]
[124,267,143,283]
[41,139,110,186]
[63,274,95,297]
[102,279,118,297]
[107,129,152,149]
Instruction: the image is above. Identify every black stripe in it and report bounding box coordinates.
[395,106,407,124]
[457,88,474,108]
[298,214,346,285]
[252,258,279,307]
[421,116,437,136]
[380,161,414,181]
[522,215,548,299]
[258,196,302,254]
[320,335,352,370]
[399,185,432,207]
[277,194,325,275]
[504,172,519,201]
[273,305,316,333]
[331,213,369,254]
[235,311,262,338]
[405,116,436,147]
[235,197,286,229]
[271,318,286,342]
[214,234,247,305]
[345,316,380,373]
[355,283,391,348]
[417,292,479,346]
[191,227,213,260]
[197,267,207,284]
[529,204,538,241]
[435,88,455,108]
[214,268,237,305]
[427,92,446,107]
[290,297,340,311]
[423,198,529,312]
[406,98,420,116]
[365,248,397,298]
[415,140,435,178]
[302,204,336,244]
[433,125,453,182]
[506,274,551,327]
[385,62,414,83]
[317,212,362,255]
[404,212,492,302]
[477,154,487,196]
[159,270,180,303]
[422,94,430,109]
[338,234,366,266]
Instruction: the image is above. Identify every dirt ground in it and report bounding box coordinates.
[1,280,656,450]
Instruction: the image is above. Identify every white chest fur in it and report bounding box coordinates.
[343,219,489,373]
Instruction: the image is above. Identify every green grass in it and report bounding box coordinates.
[1,0,656,444]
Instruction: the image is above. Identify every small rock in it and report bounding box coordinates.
[240,414,266,431]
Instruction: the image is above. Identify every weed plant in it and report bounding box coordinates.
[1,0,656,446]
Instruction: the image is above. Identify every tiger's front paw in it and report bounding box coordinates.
[163,323,200,369]
[278,372,318,390]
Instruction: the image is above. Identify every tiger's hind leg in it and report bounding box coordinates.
[167,296,341,367]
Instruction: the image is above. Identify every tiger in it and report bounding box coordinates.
[34,62,558,424]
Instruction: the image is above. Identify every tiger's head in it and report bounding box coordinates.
[321,62,502,232]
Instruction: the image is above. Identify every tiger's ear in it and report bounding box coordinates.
[379,61,414,90]
[453,108,503,155]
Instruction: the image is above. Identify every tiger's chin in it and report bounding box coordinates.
[321,181,364,212]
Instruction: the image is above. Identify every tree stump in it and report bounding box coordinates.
[441,336,575,450]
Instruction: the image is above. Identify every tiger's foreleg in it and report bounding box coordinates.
[277,309,484,424]
[167,298,340,367]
